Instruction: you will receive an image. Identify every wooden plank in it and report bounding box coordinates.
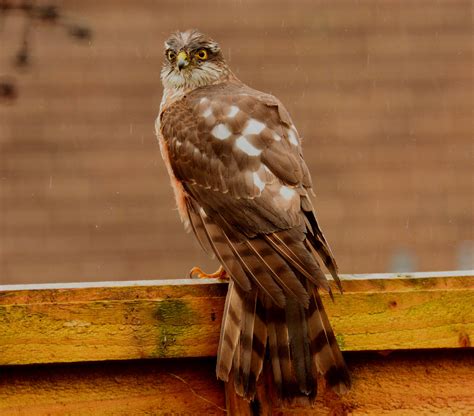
[0,350,472,415]
[289,350,474,415]
[0,358,226,416]
[0,272,472,365]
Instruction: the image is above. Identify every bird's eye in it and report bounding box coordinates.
[195,49,208,60]
[167,50,176,61]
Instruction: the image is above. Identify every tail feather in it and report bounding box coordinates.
[216,278,350,401]
[195,200,350,401]
[305,281,351,394]
[285,296,315,395]
[266,299,294,396]
[238,289,258,393]
[246,298,268,397]
[233,334,243,396]
[216,280,243,381]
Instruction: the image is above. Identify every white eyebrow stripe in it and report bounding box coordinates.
[211,124,232,140]
[287,127,299,145]
[253,172,265,192]
[235,136,262,156]
[279,185,296,200]
[242,119,266,135]
[226,106,240,118]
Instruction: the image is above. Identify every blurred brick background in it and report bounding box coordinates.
[0,0,472,284]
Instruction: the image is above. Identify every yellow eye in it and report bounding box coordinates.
[167,50,176,60]
[196,49,208,60]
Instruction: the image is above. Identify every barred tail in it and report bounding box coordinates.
[186,197,350,400]
[217,280,350,401]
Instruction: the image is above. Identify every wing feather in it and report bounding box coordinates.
[245,239,309,307]
[221,233,286,308]
[188,199,252,291]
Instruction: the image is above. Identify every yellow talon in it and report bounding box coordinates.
[189,265,228,280]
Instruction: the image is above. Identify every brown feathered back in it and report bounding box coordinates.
[157,30,350,401]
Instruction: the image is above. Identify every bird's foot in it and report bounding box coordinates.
[189,265,228,280]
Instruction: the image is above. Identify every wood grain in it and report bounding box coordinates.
[0,271,472,365]
[0,350,472,415]
[0,358,226,416]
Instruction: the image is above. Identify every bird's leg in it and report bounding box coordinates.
[189,265,228,280]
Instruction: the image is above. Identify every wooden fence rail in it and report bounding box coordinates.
[1,270,473,415]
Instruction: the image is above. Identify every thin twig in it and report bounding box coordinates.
[168,372,227,413]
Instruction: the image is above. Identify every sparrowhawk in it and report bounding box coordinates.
[155,29,350,401]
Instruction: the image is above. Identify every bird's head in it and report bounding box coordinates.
[161,29,229,91]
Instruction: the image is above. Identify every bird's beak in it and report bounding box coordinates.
[176,51,189,71]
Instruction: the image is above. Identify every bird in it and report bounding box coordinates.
[156,29,351,401]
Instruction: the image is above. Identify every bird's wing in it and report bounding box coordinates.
[160,82,349,399]
[160,82,339,287]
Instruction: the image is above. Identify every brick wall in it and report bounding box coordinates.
[0,0,472,284]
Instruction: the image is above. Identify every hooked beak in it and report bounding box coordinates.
[176,51,189,71]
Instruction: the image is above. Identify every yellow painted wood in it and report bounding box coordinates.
[0,271,472,365]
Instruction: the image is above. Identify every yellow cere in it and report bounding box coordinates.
[176,51,188,61]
